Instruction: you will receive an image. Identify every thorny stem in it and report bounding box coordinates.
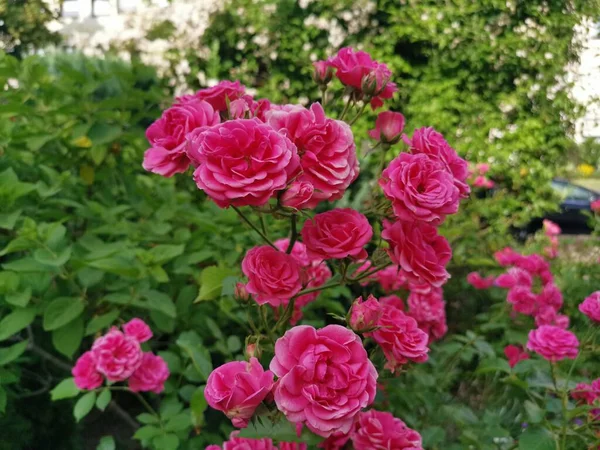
[286,215,298,254]
[232,205,276,249]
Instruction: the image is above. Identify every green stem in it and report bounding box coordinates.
[320,87,328,107]
[259,214,269,238]
[232,205,276,249]
[550,363,567,450]
[350,261,393,282]
[348,102,367,125]
[292,280,341,299]
[339,96,354,121]
[273,298,296,332]
[135,392,159,418]
[286,215,298,254]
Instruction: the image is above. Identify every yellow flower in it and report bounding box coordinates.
[577,163,595,177]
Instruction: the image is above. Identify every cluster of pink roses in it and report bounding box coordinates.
[469,162,494,189]
[542,219,561,259]
[205,431,305,450]
[571,378,600,421]
[72,319,169,394]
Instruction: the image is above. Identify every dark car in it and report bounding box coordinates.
[529,178,600,233]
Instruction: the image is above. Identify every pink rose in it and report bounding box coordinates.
[123,318,153,343]
[349,295,383,332]
[229,98,250,119]
[295,260,333,308]
[494,247,521,266]
[537,283,563,311]
[407,288,448,342]
[572,383,597,405]
[535,306,569,329]
[205,357,274,428]
[318,432,351,450]
[380,294,405,311]
[274,239,311,267]
[404,127,470,198]
[592,199,600,212]
[494,268,532,289]
[188,119,299,208]
[466,272,495,289]
[504,345,530,368]
[380,153,460,224]
[270,325,377,437]
[375,265,408,292]
[266,103,358,208]
[476,163,490,175]
[179,80,246,112]
[543,219,561,236]
[242,246,303,307]
[217,431,276,450]
[507,285,537,316]
[579,291,600,322]
[281,181,314,210]
[312,61,333,85]
[382,220,451,287]
[72,351,103,390]
[351,410,423,450]
[279,444,307,450]
[369,111,405,145]
[128,352,170,394]
[367,305,429,372]
[515,254,550,276]
[326,47,397,109]
[301,208,373,261]
[527,325,579,362]
[91,328,142,381]
[143,99,220,177]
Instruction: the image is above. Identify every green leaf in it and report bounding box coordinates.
[51,378,80,401]
[74,391,96,422]
[133,425,162,441]
[475,358,511,375]
[0,308,36,341]
[88,123,122,146]
[77,267,104,287]
[518,427,555,450]
[149,265,169,283]
[524,400,544,424]
[33,246,72,267]
[227,335,242,353]
[85,310,120,336]
[137,413,159,424]
[165,412,191,431]
[86,257,140,277]
[52,316,84,359]
[5,287,32,307]
[152,434,180,450]
[148,244,185,264]
[0,209,21,230]
[190,386,207,427]
[2,258,55,273]
[142,290,177,318]
[240,418,323,445]
[160,397,184,419]
[96,436,115,450]
[176,331,212,381]
[0,341,28,366]
[0,386,6,414]
[96,389,111,411]
[421,426,446,447]
[43,297,85,331]
[195,266,235,302]
[0,272,19,294]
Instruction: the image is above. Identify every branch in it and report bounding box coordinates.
[232,205,277,249]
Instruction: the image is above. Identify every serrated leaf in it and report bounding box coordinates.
[74,391,96,422]
[195,266,235,302]
[85,310,120,336]
[176,331,212,381]
[96,389,111,411]
[137,413,159,424]
[43,297,84,331]
[239,418,323,445]
[518,427,555,450]
[0,308,36,341]
[475,358,511,375]
[51,378,80,400]
[152,434,179,450]
[524,400,544,424]
[0,341,28,366]
[0,209,21,230]
[133,425,162,441]
[148,244,185,265]
[33,246,72,267]
[96,436,115,450]
[165,412,191,431]
[52,316,84,359]
[5,287,32,307]
[190,386,207,427]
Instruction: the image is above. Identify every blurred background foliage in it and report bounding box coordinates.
[1,0,600,449]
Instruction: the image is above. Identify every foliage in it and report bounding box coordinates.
[0,0,61,58]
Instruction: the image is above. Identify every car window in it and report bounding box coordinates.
[551,182,592,201]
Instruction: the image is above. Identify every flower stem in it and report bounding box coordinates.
[134,392,159,418]
[550,363,568,450]
[339,96,354,121]
[286,215,298,254]
[232,205,276,249]
[348,102,367,125]
[350,261,393,283]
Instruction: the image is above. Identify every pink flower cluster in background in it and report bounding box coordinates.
[72,319,169,393]
[469,162,494,189]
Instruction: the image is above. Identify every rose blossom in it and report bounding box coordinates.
[123,318,153,343]
[527,325,579,362]
[407,288,448,341]
[375,265,409,291]
[242,246,303,307]
[91,328,142,381]
[281,181,314,210]
[504,345,530,368]
[495,268,532,289]
[128,352,170,394]
[279,443,307,450]
[380,153,460,224]
[368,111,405,144]
[494,247,521,266]
[380,294,405,311]
[535,306,570,329]
[537,283,563,311]
[579,291,600,322]
[212,431,276,450]
[349,295,383,332]
[274,238,311,267]
[592,199,600,212]
[367,305,429,372]
[295,260,333,307]
[301,208,373,261]
[188,118,299,208]
[318,432,351,450]
[476,163,490,175]
[266,103,358,207]
[143,99,219,177]
[404,127,470,197]
[507,285,537,316]
[205,357,274,428]
[72,351,103,390]
[229,98,249,119]
[466,272,495,289]
[270,325,377,437]
[382,220,451,287]
[571,382,597,405]
[543,219,561,236]
[178,80,246,112]
[351,410,423,450]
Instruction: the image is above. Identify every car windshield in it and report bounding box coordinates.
[551,181,593,201]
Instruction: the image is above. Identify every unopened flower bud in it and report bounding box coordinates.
[229,98,249,119]
[281,181,314,209]
[368,111,405,145]
[361,66,390,97]
[349,295,382,333]
[234,282,251,302]
[312,61,333,85]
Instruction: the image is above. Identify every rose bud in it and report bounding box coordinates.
[361,66,390,97]
[281,181,314,209]
[312,61,333,85]
[349,295,383,332]
[234,282,251,302]
[229,98,249,119]
[368,111,405,145]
